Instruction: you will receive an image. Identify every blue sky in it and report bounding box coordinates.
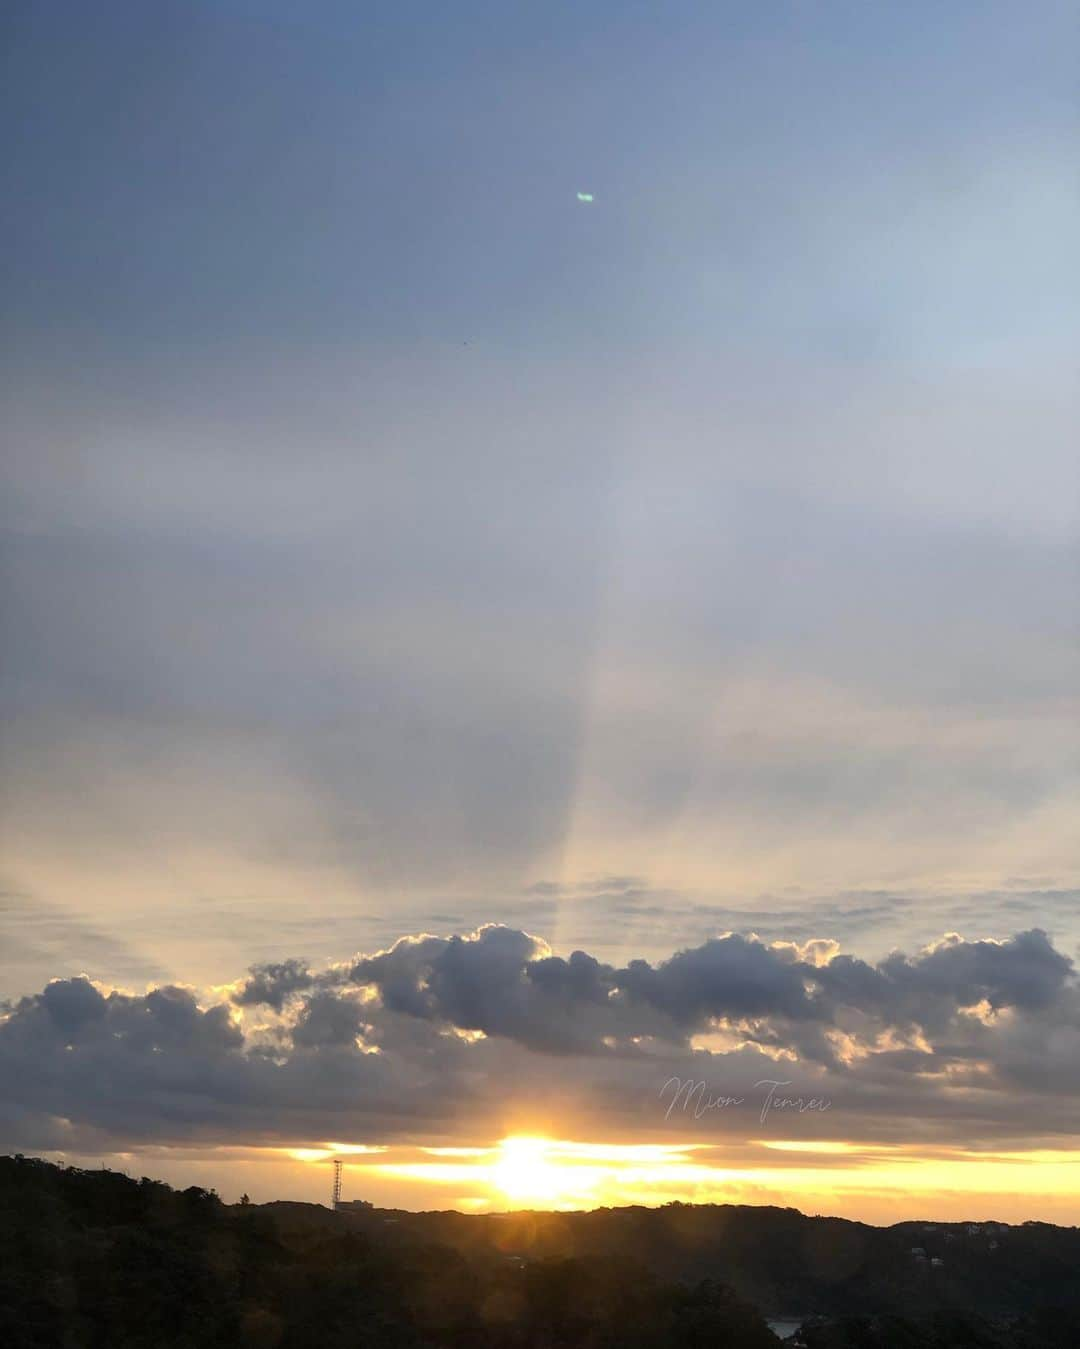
[2,0,1078,1001]
[5,1,1075,353]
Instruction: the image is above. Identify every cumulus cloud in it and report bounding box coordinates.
[2,925,1078,1155]
[233,958,315,1012]
[290,990,372,1050]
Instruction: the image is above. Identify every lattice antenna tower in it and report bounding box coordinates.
[332,1158,343,1210]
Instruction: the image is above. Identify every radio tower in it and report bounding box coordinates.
[331,1159,343,1211]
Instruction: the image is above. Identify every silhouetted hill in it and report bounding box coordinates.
[338,1201,1080,1321]
[0,1155,776,1348]
[3,1154,1080,1348]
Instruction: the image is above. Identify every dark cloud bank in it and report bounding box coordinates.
[2,926,1078,1155]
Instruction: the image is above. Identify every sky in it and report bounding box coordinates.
[1,0,1079,1221]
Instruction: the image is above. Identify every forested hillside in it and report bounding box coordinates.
[3,1155,1080,1349]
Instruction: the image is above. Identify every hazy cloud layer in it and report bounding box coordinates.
[2,2,1078,989]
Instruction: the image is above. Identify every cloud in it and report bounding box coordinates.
[348,927,620,1053]
[3,925,1079,1157]
[290,990,371,1049]
[810,928,1073,1035]
[619,935,816,1026]
[233,958,315,1012]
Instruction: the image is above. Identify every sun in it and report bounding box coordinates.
[490,1136,569,1206]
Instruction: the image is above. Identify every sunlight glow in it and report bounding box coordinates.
[281,1137,1080,1222]
[288,1143,387,1163]
[367,1137,717,1210]
[491,1137,569,1204]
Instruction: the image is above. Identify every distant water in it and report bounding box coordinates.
[766,1319,803,1340]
